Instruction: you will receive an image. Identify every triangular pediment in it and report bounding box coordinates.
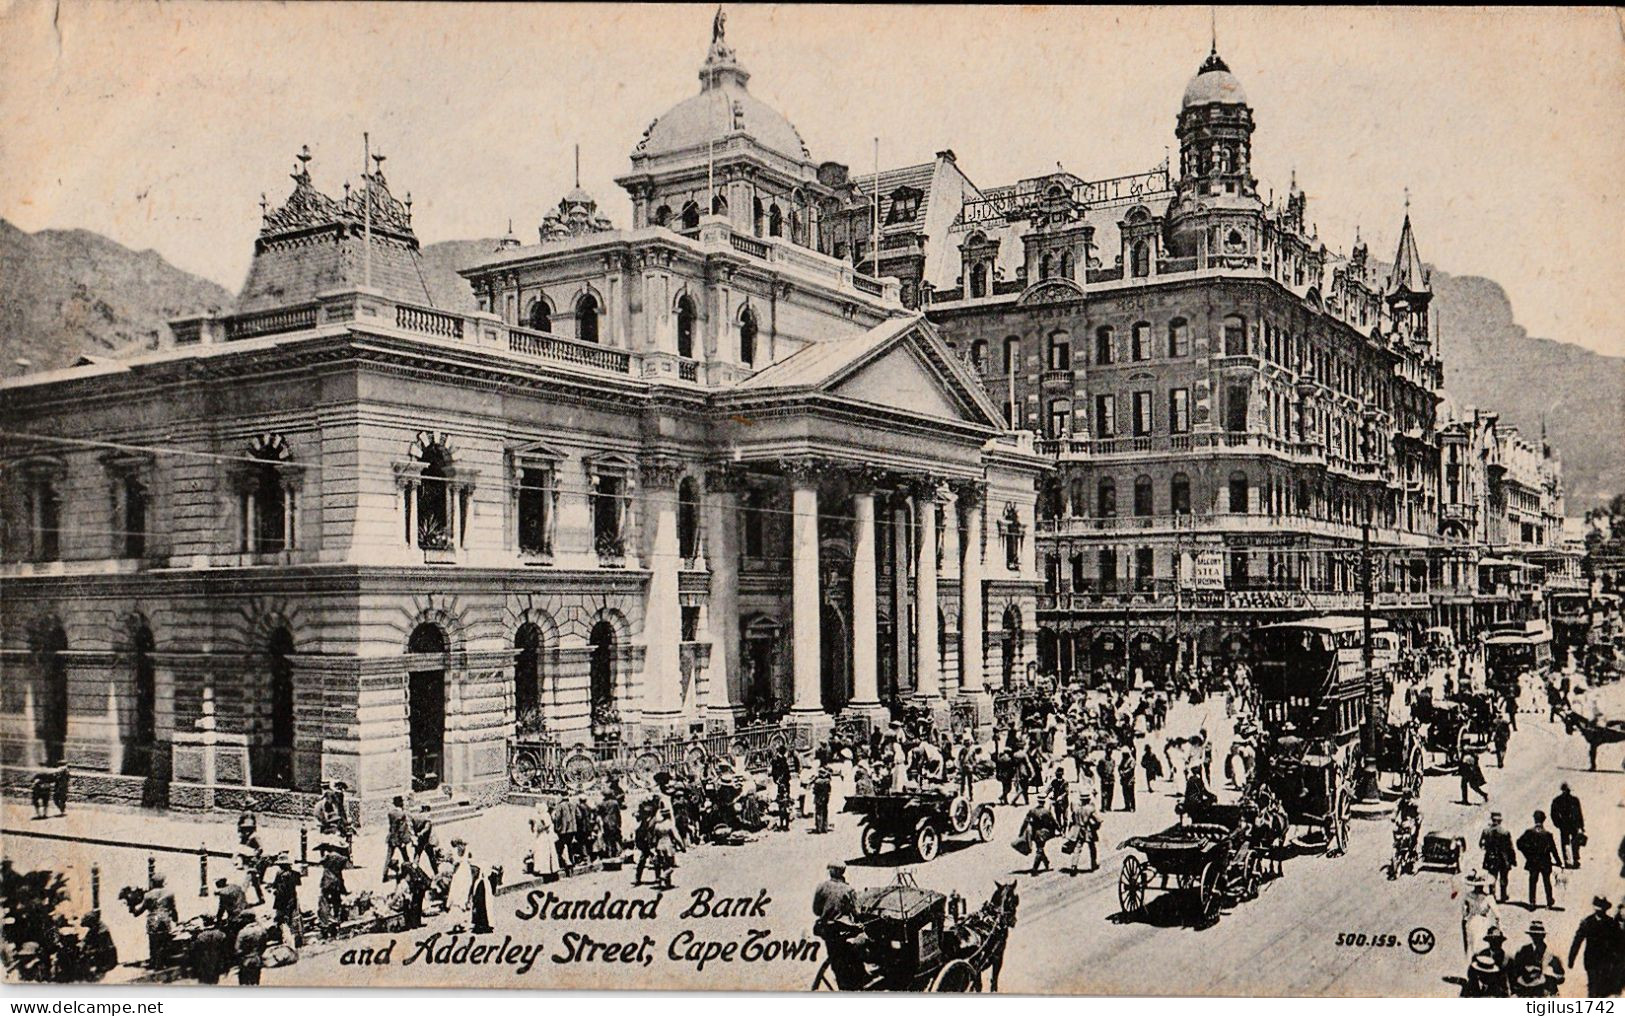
[830,342,968,420]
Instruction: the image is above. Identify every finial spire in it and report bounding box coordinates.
[713,5,726,44]
[1403,186,1411,214]
[574,144,580,188]
[1210,6,1217,55]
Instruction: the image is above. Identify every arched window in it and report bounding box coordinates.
[653,205,672,227]
[416,443,452,549]
[514,623,544,737]
[1297,478,1311,516]
[1171,473,1191,515]
[1039,253,1053,280]
[680,201,701,230]
[677,477,700,562]
[753,197,765,236]
[576,292,600,344]
[1070,478,1087,517]
[970,339,988,372]
[33,622,68,765]
[1131,241,1150,278]
[1223,314,1247,356]
[768,204,783,237]
[1047,398,1071,438]
[1060,251,1074,278]
[1098,477,1117,518]
[1134,475,1154,517]
[739,307,758,366]
[675,295,696,358]
[1047,330,1070,370]
[969,262,988,298]
[1228,471,1250,514]
[1094,326,1114,365]
[526,298,552,333]
[126,622,157,776]
[244,443,293,553]
[589,621,617,719]
[712,194,727,216]
[265,627,295,788]
[1131,321,1151,361]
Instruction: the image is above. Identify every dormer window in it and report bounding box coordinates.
[886,187,922,224]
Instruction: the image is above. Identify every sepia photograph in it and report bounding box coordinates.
[1,1,1623,999]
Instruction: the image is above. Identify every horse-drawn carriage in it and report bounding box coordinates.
[810,874,1019,992]
[1416,690,1497,767]
[1116,801,1265,924]
[844,790,995,862]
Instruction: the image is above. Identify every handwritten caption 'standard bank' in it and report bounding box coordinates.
[338,887,822,976]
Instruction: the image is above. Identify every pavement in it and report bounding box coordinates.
[4,675,1621,994]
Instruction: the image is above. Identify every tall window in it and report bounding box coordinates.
[677,477,701,562]
[1047,331,1071,370]
[1133,475,1154,516]
[416,446,452,550]
[576,293,600,344]
[121,475,148,558]
[1047,398,1071,438]
[1094,326,1114,365]
[1002,504,1024,571]
[591,473,625,558]
[653,205,672,227]
[1039,253,1053,280]
[1131,391,1153,436]
[526,298,552,332]
[675,296,696,358]
[264,627,295,788]
[1223,314,1247,356]
[1070,478,1087,517]
[1171,473,1191,514]
[1095,394,1116,437]
[681,202,701,230]
[970,339,988,372]
[969,263,988,298]
[1060,252,1074,278]
[1097,477,1117,518]
[1135,547,1155,591]
[243,443,295,554]
[1226,384,1249,433]
[26,476,62,561]
[1168,317,1190,357]
[739,307,758,366]
[1131,241,1150,278]
[517,465,553,556]
[768,204,783,237]
[1228,471,1249,514]
[1100,548,1118,593]
[1003,335,1021,373]
[1131,322,1151,361]
[1169,388,1191,433]
[514,624,544,737]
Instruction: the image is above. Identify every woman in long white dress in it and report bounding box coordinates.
[446,840,473,915]
[529,804,559,876]
[1460,871,1501,957]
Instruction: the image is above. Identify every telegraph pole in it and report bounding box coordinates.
[1358,513,1380,800]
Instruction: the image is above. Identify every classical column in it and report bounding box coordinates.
[849,488,882,712]
[640,458,684,729]
[914,480,941,700]
[703,466,744,725]
[958,483,989,718]
[788,466,823,717]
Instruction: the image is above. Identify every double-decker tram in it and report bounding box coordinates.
[1483,622,1552,692]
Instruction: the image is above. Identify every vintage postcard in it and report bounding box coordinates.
[1,2,1623,998]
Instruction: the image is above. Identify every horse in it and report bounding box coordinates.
[956,880,1019,992]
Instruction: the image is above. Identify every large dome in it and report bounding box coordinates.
[1181,50,1248,109]
[640,85,807,163]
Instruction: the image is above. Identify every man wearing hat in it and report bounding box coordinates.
[1020,796,1060,874]
[1479,812,1516,902]
[812,863,860,989]
[1549,782,1585,868]
[214,875,250,949]
[1568,895,1625,997]
[1064,788,1101,875]
[1465,927,1511,997]
[131,872,178,970]
[385,795,413,879]
[1511,921,1565,997]
[1516,811,1562,910]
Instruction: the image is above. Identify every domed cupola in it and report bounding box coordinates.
[1182,49,1249,110]
[1164,43,1262,260]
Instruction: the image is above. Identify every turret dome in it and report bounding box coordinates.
[1182,50,1248,109]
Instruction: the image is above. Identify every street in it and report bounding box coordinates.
[7,677,1619,994]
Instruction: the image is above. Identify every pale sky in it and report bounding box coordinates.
[3,3,1622,358]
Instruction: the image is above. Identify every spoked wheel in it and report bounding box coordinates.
[929,958,982,992]
[947,795,972,835]
[1118,855,1148,916]
[860,825,885,858]
[1327,782,1352,856]
[1405,743,1425,795]
[811,959,838,991]
[915,823,941,862]
[974,806,996,843]
[1198,860,1222,921]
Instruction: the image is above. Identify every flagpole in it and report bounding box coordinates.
[871,137,880,278]
[1008,348,1017,429]
[363,132,373,290]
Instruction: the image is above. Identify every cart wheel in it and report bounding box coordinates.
[860,825,884,858]
[1118,855,1147,916]
[1198,860,1221,920]
[974,806,996,843]
[947,795,972,835]
[915,823,941,862]
[1328,783,1351,855]
[930,958,981,992]
[811,959,837,991]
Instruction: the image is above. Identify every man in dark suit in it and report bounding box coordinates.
[1516,810,1562,910]
[384,795,413,878]
[812,863,860,989]
[1568,895,1625,997]
[1479,811,1517,902]
[213,877,250,950]
[1549,783,1585,868]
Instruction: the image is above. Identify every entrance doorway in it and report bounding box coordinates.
[407,624,446,791]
